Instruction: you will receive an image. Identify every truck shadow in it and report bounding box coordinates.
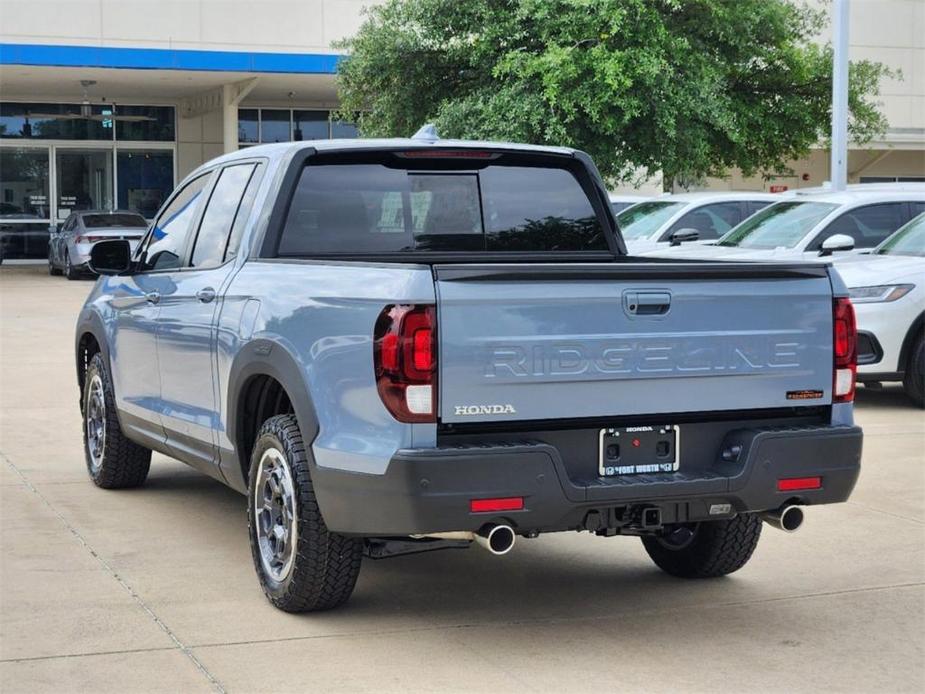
[137,465,770,624]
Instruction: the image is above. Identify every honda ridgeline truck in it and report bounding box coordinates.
[76,132,863,612]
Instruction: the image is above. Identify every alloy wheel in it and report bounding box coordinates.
[85,373,106,473]
[254,447,298,582]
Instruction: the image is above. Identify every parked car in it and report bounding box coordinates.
[833,213,925,406]
[49,210,149,279]
[608,193,650,215]
[615,192,779,253]
[76,134,862,613]
[641,189,925,261]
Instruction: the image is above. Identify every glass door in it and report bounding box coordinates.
[55,148,114,220]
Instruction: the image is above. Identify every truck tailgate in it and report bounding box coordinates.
[435,263,834,423]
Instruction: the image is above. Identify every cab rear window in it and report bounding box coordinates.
[277,153,608,255]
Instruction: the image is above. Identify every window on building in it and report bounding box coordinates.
[331,118,359,139]
[238,109,259,144]
[238,108,361,144]
[116,150,174,218]
[55,149,114,215]
[0,148,50,219]
[115,105,175,142]
[0,102,113,140]
[260,109,291,143]
[293,110,330,140]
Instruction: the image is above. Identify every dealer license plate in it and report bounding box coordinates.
[598,425,680,476]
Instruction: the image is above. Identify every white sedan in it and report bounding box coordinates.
[834,213,925,406]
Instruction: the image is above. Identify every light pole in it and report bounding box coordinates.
[830,0,850,192]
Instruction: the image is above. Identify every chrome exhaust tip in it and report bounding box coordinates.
[761,505,804,533]
[475,524,516,555]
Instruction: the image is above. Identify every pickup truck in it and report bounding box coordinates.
[76,131,863,613]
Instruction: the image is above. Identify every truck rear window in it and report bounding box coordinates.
[277,153,608,255]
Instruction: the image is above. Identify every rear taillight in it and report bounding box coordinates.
[374,304,436,422]
[833,297,857,403]
[76,235,104,244]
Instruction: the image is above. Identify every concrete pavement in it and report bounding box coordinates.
[1,264,923,693]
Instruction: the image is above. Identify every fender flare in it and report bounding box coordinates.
[74,309,110,398]
[898,310,925,372]
[224,338,320,491]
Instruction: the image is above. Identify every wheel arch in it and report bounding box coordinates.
[898,310,925,373]
[225,339,320,493]
[75,310,110,409]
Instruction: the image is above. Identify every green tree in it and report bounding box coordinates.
[335,0,891,187]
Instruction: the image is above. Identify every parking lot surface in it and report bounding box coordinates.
[1,264,923,693]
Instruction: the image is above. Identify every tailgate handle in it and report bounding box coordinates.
[624,291,671,316]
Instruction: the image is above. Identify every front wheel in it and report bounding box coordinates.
[247,414,363,612]
[83,352,151,488]
[64,251,78,280]
[641,514,762,578]
[903,333,924,408]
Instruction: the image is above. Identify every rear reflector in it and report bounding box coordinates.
[777,476,822,492]
[470,497,524,513]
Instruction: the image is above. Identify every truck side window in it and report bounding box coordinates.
[812,202,906,249]
[139,173,210,272]
[190,163,256,269]
[224,163,264,262]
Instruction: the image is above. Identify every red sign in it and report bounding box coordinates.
[770,185,789,193]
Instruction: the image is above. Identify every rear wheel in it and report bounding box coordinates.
[83,352,151,488]
[641,514,762,578]
[247,414,363,612]
[903,333,924,407]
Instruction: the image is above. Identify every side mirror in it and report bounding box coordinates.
[819,233,855,256]
[89,239,133,275]
[669,228,700,246]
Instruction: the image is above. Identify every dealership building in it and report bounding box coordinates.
[0,0,923,259]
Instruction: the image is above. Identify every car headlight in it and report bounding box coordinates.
[848,284,915,303]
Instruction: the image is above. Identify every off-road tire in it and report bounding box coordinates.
[247,414,363,612]
[83,352,151,488]
[903,333,924,407]
[642,513,762,578]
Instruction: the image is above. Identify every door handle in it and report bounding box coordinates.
[196,287,216,304]
[145,291,161,305]
[624,291,671,316]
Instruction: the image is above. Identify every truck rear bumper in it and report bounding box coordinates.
[312,424,862,536]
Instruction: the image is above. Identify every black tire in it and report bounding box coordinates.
[247,414,363,612]
[903,333,924,408]
[65,251,78,280]
[82,352,151,488]
[641,514,762,578]
[48,250,62,276]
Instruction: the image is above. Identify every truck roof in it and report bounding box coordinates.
[209,138,578,169]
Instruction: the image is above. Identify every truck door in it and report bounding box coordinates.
[154,162,261,472]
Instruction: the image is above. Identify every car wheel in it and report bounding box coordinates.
[83,352,151,488]
[48,250,62,276]
[64,251,78,280]
[247,414,363,612]
[903,333,924,408]
[641,513,762,578]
